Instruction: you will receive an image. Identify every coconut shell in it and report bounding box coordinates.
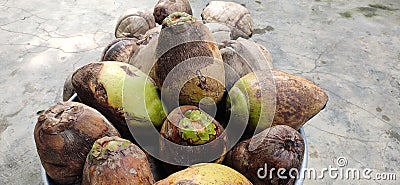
[161,106,225,145]
[159,106,227,174]
[225,125,304,185]
[220,38,273,91]
[202,1,254,39]
[145,25,162,36]
[34,102,120,185]
[153,0,193,25]
[62,72,76,101]
[160,106,227,167]
[100,38,139,63]
[256,43,273,67]
[129,26,161,76]
[204,22,232,43]
[71,62,166,141]
[155,163,252,185]
[228,69,328,134]
[154,12,225,109]
[82,136,154,185]
[115,8,156,38]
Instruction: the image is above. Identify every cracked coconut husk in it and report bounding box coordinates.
[82,136,154,185]
[225,125,305,185]
[159,106,227,175]
[34,102,120,185]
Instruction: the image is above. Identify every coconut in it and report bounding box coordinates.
[128,26,162,76]
[72,62,166,140]
[153,12,225,111]
[62,72,77,101]
[115,8,156,38]
[220,38,273,91]
[82,136,155,185]
[34,102,120,184]
[100,38,139,63]
[225,125,305,185]
[159,106,226,174]
[204,22,234,44]
[153,0,193,25]
[155,163,252,185]
[201,1,254,39]
[227,69,328,135]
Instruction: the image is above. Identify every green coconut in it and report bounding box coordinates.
[159,105,226,174]
[72,61,166,140]
[228,69,328,135]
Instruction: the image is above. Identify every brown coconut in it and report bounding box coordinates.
[100,38,139,63]
[82,136,155,185]
[153,0,193,24]
[225,125,305,185]
[153,12,225,110]
[159,105,227,174]
[202,1,254,39]
[115,8,156,38]
[34,102,120,184]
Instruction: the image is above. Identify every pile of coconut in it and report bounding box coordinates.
[35,1,328,185]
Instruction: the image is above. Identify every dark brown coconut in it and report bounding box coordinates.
[154,12,225,110]
[202,1,254,39]
[153,0,193,25]
[100,38,139,63]
[34,102,120,185]
[225,125,305,185]
[159,106,227,174]
[82,136,154,185]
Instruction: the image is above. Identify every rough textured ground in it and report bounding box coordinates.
[0,0,398,184]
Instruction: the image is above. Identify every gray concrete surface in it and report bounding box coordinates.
[0,0,399,184]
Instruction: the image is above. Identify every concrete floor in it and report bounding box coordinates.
[0,0,399,184]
